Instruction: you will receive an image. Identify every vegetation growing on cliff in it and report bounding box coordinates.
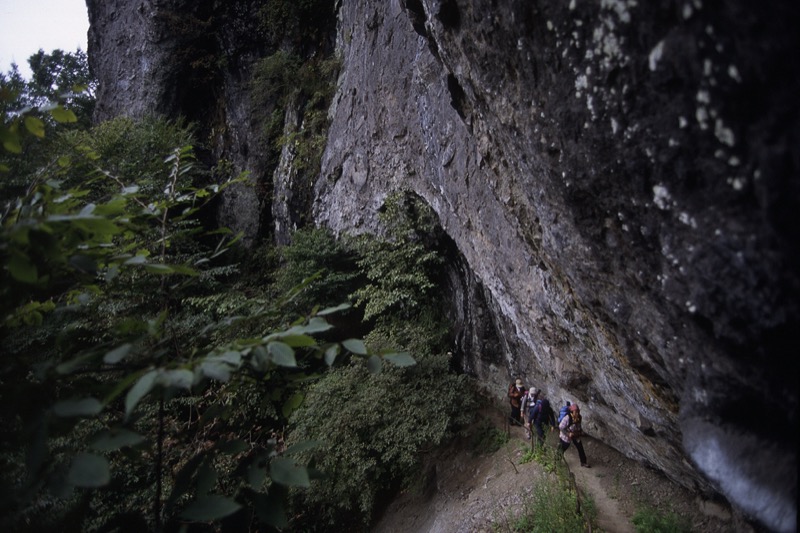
[282,193,471,528]
[250,0,341,231]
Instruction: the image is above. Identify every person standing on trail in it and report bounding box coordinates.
[558,403,589,467]
[508,378,526,426]
[531,396,556,444]
[520,387,539,439]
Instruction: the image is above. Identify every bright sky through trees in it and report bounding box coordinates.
[0,0,89,79]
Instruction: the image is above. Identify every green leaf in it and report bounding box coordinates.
[279,334,317,348]
[367,355,383,375]
[89,429,145,451]
[252,492,288,529]
[317,303,351,316]
[3,137,22,153]
[383,352,417,367]
[268,342,297,367]
[251,346,269,371]
[247,463,268,490]
[201,360,231,382]
[53,397,103,417]
[103,343,132,364]
[7,252,38,284]
[324,345,339,366]
[270,457,310,488]
[68,453,110,488]
[93,196,127,216]
[196,463,218,496]
[55,215,121,237]
[209,351,242,366]
[342,338,368,355]
[282,392,304,418]
[218,439,249,455]
[296,316,333,334]
[24,116,45,138]
[181,495,242,521]
[143,263,174,274]
[125,370,158,419]
[101,371,141,404]
[50,105,78,123]
[105,265,120,282]
[159,368,194,389]
[284,440,322,456]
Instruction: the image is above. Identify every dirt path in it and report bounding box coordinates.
[560,437,634,533]
[373,411,751,533]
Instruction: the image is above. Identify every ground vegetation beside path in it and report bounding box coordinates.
[373,398,759,533]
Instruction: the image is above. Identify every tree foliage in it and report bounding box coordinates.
[27,49,96,118]
[274,227,362,314]
[351,191,445,322]
[278,191,472,530]
[258,0,337,53]
[1,41,470,532]
[1,49,96,191]
[287,354,473,529]
[0,97,415,531]
[1,49,95,127]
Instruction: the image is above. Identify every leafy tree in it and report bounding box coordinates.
[351,191,445,322]
[282,190,470,530]
[0,64,29,115]
[0,104,411,531]
[0,49,95,189]
[287,353,472,530]
[2,54,467,530]
[275,227,362,314]
[27,49,96,125]
[0,49,95,129]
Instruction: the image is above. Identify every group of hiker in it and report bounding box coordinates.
[508,378,590,468]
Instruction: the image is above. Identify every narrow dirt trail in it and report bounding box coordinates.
[373,410,746,533]
[561,437,635,533]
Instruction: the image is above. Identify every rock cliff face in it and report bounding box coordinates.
[86,0,278,246]
[86,1,798,531]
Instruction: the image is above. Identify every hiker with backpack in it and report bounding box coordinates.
[558,401,571,425]
[520,387,539,439]
[558,403,590,467]
[530,396,556,444]
[507,378,526,426]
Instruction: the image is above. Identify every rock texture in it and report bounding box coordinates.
[86,0,799,531]
[86,0,273,246]
[315,1,799,531]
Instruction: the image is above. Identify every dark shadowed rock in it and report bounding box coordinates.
[86,0,277,246]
